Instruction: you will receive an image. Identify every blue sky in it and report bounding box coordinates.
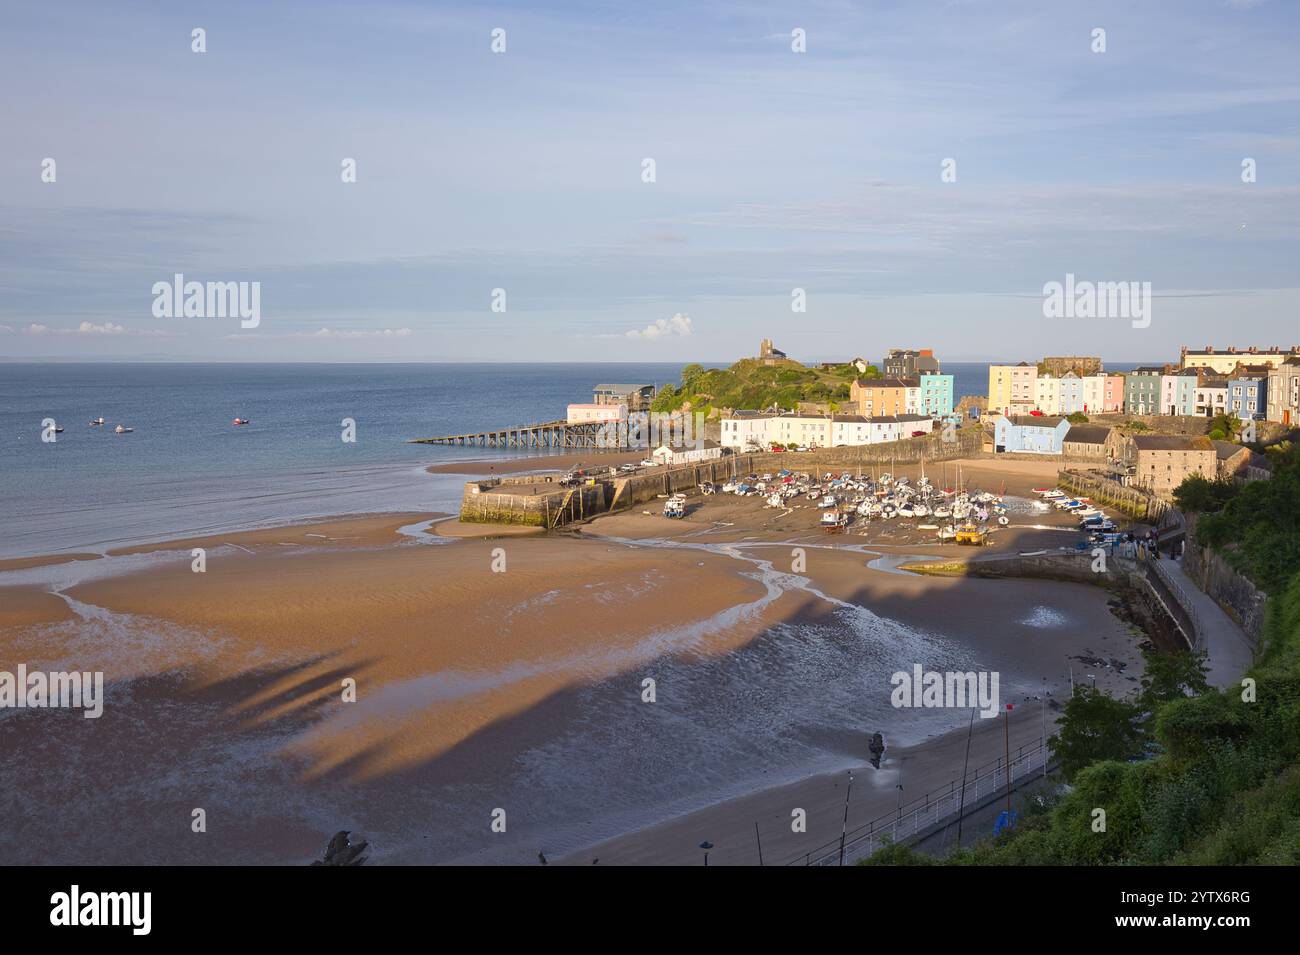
[1,0,1298,362]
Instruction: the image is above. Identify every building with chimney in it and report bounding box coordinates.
[883,348,940,378]
[1180,345,1300,375]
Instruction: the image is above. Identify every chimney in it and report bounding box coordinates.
[1205,345,1214,354]
[1228,346,1236,354]
[1249,346,1258,354]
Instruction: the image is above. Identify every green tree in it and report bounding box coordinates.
[1172,474,1237,514]
[1067,412,1089,424]
[1138,646,1210,710]
[1049,685,1145,780]
[1208,412,1240,441]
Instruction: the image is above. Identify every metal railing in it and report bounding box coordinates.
[783,738,1051,866]
[1145,556,1204,650]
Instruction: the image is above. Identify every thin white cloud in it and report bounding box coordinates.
[626,313,694,340]
[78,321,126,335]
[312,327,411,338]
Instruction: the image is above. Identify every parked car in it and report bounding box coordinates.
[639,459,657,467]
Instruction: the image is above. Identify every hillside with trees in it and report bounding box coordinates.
[650,358,879,418]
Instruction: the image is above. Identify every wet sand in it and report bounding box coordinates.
[0,457,1147,865]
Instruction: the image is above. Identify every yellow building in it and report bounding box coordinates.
[987,362,1037,416]
[851,377,910,416]
[1180,345,1300,375]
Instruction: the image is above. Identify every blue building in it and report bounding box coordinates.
[1228,376,1267,420]
[1058,372,1084,415]
[918,372,954,417]
[993,415,1071,454]
[1171,369,1200,416]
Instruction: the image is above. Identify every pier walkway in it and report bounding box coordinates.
[410,420,622,449]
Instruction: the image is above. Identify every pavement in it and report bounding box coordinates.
[1159,555,1257,687]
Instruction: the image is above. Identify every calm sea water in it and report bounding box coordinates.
[0,360,1139,558]
[0,363,686,558]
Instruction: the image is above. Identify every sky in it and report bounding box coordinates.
[1,0,1298,363]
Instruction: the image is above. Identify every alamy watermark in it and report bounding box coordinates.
[1043,273,1151,329]
[596,411,705,450]
[152,273,260,328]
[890,665,1000,718]
[1,665,104,718]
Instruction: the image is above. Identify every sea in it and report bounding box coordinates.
[0,361,1111,559]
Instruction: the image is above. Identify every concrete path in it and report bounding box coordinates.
[1160,555,1257,687]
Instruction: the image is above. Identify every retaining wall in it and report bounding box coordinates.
[1057,468,1171,523]
[1180,515,1267,646]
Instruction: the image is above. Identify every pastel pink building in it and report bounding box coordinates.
[1103,375,1125,413]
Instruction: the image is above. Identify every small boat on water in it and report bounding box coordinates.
[90,417,105,426]
[114,424,134,434]
[233,418,250,426]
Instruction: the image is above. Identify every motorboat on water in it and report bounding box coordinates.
[90,417,105,426]
[114,424,133,434]
[233,418,250,426]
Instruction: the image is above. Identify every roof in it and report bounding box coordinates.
[870,414,932,424]
[593,383,654,392]
[727,410,777,419]
[830,414,870,423]
[1211,440,1250,461]
[854,377,912,389]
[1064,425,1112,445]
[1131,366,1167,374]
[1006,415,1067,427]
[1131,435,1214,452]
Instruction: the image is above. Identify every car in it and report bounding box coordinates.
[639,459,657,467]
[619,463,638,472]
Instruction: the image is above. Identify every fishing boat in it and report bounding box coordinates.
[233,418,250,426]
[937,525,958,541]
[114,424,133,434]
[954,522,987,546]
[89,417,105,426]
[820,508,850,533]
[663,494,686,518]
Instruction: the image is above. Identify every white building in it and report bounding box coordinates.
[1034,375,1062,415]
[1081,374,1106,415]
[567,403,627,425]
[720,412,778,451]
[722,411,933,450]
[651,440,723,466]
[1194,380,1228,417]
[904,385,922,416]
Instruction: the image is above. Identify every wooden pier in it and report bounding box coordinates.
[409,420,629,449]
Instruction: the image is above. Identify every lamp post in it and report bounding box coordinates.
[838,771,854,866]
[1004,703,1014,817]
[699,841,713,867]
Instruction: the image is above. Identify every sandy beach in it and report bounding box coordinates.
[1,458,1148,865]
